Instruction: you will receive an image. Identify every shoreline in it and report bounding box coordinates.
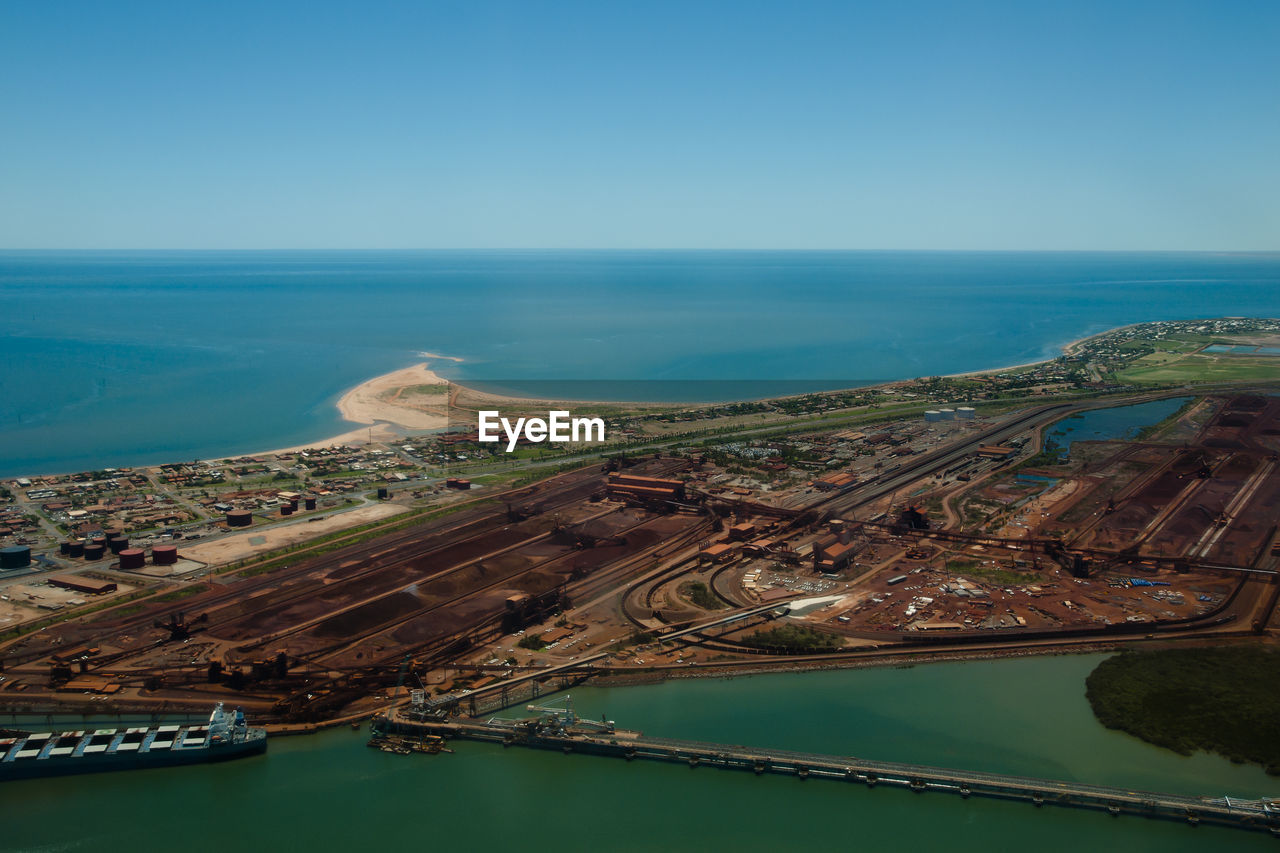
[335,362,454,430]
[222,360,459,460]
[941,327,1116,379]
[235,322,1136,460]
[0,322,1143,479]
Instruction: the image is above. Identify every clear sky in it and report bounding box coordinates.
[2,0,1278,250]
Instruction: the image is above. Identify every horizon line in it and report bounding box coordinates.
[3,247,1279,254]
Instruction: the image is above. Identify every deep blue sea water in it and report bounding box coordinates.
[2,250,1278,476]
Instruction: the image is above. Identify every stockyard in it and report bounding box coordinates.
[1,393,1277,725]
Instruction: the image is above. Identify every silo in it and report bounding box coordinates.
[303,496,317,511]
[0,545,31,570]
[957,406,976,419]
[938,408,956,420]
[152,544,179,566]
[924,410,942,423]
[83,543,106,561]
[118,548,146,571]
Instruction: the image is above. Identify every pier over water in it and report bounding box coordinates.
[378,698,1280,838]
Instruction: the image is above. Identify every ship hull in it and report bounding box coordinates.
[0,735,267,782]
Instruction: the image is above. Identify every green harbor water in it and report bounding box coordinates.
[4,654,1275,852]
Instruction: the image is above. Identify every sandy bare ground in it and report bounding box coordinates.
[178,503,410,568]
[337,362,454,429]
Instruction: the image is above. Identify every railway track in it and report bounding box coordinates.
[2,461,687,672]
[267,507,672,666]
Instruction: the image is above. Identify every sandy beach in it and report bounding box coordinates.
[336,362,454,429]
[222,361,458,460]
[264,423,402,456]
[943,327,1114,379]
[228,324,1122,463]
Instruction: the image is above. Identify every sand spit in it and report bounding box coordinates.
[336,362,454,430]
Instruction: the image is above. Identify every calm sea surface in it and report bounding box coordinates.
[3,655,1275,852]
[1,250,1278,475]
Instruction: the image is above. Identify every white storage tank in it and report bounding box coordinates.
[956,406,976,419]
[938,408,956,420]
[924,410,943,423]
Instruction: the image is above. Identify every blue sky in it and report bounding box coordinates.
[2,1,1277,249]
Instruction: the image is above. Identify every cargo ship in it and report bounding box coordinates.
[0,703,267,781]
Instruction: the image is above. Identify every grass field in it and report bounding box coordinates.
[1115,352,1280,384]
[1109,328,1280,384]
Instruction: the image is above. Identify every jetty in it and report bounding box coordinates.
[377,696,1280,837]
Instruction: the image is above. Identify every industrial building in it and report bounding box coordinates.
[698,542,735,564]
[606,473,685,502]
[812,536,857,572]
[48,574,117,595]
[813,471,857,491]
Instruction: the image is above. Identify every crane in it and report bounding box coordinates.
[524,695,614,734]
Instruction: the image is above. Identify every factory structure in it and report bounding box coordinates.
[1,545,32,570]
[924,406,976,423]
[605,473,686,503]
[52,531,183,569]
[46,574,118,595]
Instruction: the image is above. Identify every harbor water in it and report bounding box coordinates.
[3,654,1274,851]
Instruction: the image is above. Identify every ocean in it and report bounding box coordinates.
[2,250,1278,476]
